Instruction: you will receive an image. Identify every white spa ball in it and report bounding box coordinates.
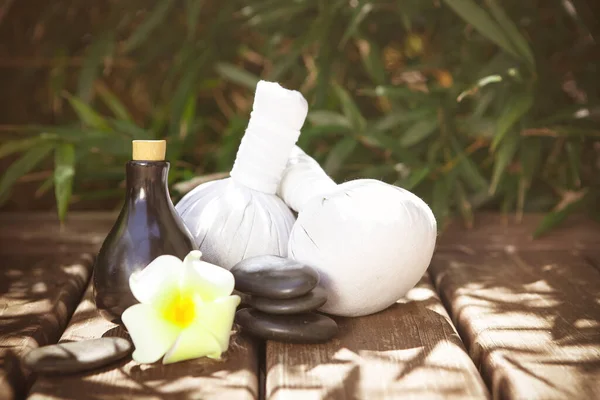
[176,179,296,270]
[287,179,437,317]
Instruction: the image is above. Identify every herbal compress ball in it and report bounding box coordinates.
[176,82,308,270]
[278,147,437,317]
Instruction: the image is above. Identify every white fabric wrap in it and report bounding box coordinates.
[230,81,308,194]
[277,146,337,212]
[176,81,308,270]
[278,150,438,317]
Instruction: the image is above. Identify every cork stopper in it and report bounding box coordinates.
[132,140,166,161]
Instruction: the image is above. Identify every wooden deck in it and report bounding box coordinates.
[0,212,598,400]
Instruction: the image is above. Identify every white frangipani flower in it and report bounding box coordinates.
[122,250,240,364]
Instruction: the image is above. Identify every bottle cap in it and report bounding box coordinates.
[132,140,166,161]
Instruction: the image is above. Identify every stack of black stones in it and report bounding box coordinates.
[231,255,339,343]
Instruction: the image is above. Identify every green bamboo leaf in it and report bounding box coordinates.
[216,116,248,170]
[169,94,199,162]
[64,93,110,131]
[215,63,260,90]
[301,125,352,140]
[458,116,495,138]
[186,0,204,38]
[0,144,54,203]
[123,0,175,53]
[427,139,443,165]
[339,3,373,48]
[442,0,521,60]
[361,132,419,164]
[450,137,488,192]
[180,94,197,140]
[400,119,438,147]
[245,4,306,27]
[490,131,519,194]
[519,137,542,185]
[150,106,169,140]
[432,177,450,225]
[315,45,333,108]
[269,46,304,81]
[454,179,474,228]
[78,33,115,102]
[485,0,535,68]
[0,138,43,159]
[499,174,518,214]
[333,84,367,132]
[399,167,430,190]
[472,90,496,118]
[267,10,323,81]
[240,0,295,17]
[517,138,540,219]
[169,52,207,136]
[35,175,54,198]
[307,111,352,128]
[324,137,357,175]
[95,82,133,122]
[533,191,588,238]
[108,119,147,139]
[491,91,533,150]
[357,36,386,85]
[27,125,96,140]
[54,144,75,222]
[371,108,435,132]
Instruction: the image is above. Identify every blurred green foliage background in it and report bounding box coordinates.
[0,0,598,235]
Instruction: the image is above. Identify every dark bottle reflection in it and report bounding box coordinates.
[93,160,197,324]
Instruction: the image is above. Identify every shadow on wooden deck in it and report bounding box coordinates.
[431,249,600,398]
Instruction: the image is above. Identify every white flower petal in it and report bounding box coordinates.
[162,321,223,364]
[181,251,235,301]
[122,304,181,364]
[129,255,182,305]
[197,295,241,352]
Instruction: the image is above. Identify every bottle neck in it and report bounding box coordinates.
[229,112,302,194]
[125,161,172,207]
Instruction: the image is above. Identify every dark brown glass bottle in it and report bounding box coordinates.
[93,140,197,324]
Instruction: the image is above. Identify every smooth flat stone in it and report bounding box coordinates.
[246,286,328,314]
[231,255,319,299]
[23,337,132,374]
[235,308,338,343]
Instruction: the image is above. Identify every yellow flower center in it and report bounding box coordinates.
[163,294,196,328]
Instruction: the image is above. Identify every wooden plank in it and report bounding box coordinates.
[436,213,600,252]
[28,285,260,400]
[0,254,92,400]
[266,275,490,400]
[430,250,600,399]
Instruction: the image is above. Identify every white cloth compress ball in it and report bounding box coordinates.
[278,146,437,317]
[176,81,309,270]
